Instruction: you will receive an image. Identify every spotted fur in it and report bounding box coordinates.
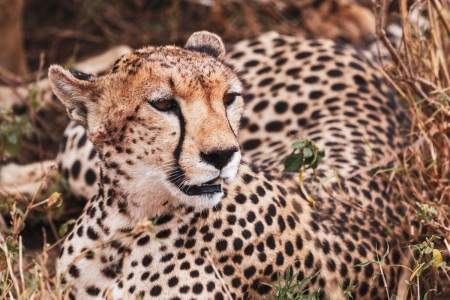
[52,31,409,299]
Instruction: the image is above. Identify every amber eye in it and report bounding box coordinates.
[223,93,238,107]
[150,99,178,112]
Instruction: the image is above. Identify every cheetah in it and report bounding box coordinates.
[49,31,408,299]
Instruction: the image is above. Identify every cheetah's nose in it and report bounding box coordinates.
[201,147,238,170]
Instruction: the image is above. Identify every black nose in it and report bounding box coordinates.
[201,148,238,170]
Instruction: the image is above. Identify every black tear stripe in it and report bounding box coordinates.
[169,108,187,189]
[169,109,221,196]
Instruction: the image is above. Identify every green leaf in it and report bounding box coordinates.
[284,153,303,172]
[417,260,435,277]
[317,150,325,163]
[380,242,390,264]
[59,219,76,237]
[353,261,376,268]
[292,140,306,149]
[303,147,313,158]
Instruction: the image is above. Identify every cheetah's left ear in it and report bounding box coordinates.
[48,65,101,129]
[184,31,226,60]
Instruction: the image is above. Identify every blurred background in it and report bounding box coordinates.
[7,0,389,74]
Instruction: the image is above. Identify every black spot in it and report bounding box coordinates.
[193,283,204,294]
[364,262,374,278]
[257,67,272,74]
[244,60,259,67]
[164,264,175,274]
[258,78,275,87]
[87,227,99,240]
[247,211,256,223]
[142,255,152,266]
[327,69,343,77]
[358,245,367,257]
[71,160,81,179]
[180,262,190,270]
[244,244,254,256]
[233,238,243,251]
[77,134,87,148]
[274,101,288,114]
[69,265,80,278]
[216,240,228,252]
[244,266,256,279]
[85,169,97,185]
[254,221,264,236]
[317,55,333,61]
[227,215,237,225]
[295,51,313,59]
[230,52,244,59]
[256,186,266,197]
[150,273,160,282]
[304,76,319,83]
[270,83,285,91]
[304,252,314,268]
[275,58,287,66]
[286,84,299,92]
[286,67,301,76]
[309,91,324,100]
[353,75,367,85]
[327,259,336,272]
[340,263,348,277]
[310,65,325,71]
[185,239,196,248]
[349,62,365,72]
[292,103,307,114]
[86,286,100,296]
[137,235,150,246]
[276,251,284,265]
[235,194,246,204]
[331,83,347,91]
[358,282,369,297]
[242,139,261,151]
[231,278,241,288]
[141,272,150,280]
[156,229,171,239]
[284,241,294,256]
[168,277,179,287]
[150,285,162,296]
[253,100,269,112]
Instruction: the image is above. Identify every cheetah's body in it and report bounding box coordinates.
[53,32,409,299]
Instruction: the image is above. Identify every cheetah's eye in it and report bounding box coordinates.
[149,99,178,112]
[223,93,238,107]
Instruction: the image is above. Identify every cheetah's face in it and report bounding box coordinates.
[49,32,244,211]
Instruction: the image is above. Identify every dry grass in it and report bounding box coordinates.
[372,0,450,297]
[0,0,449,299]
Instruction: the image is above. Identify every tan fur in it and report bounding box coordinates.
[50,31,410,299]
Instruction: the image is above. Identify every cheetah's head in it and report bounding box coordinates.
[49,31,244,213]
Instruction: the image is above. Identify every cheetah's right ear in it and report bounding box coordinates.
[184,31,226,60]
[49,65,100,128]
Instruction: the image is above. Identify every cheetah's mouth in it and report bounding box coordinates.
[184,177,223,196]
